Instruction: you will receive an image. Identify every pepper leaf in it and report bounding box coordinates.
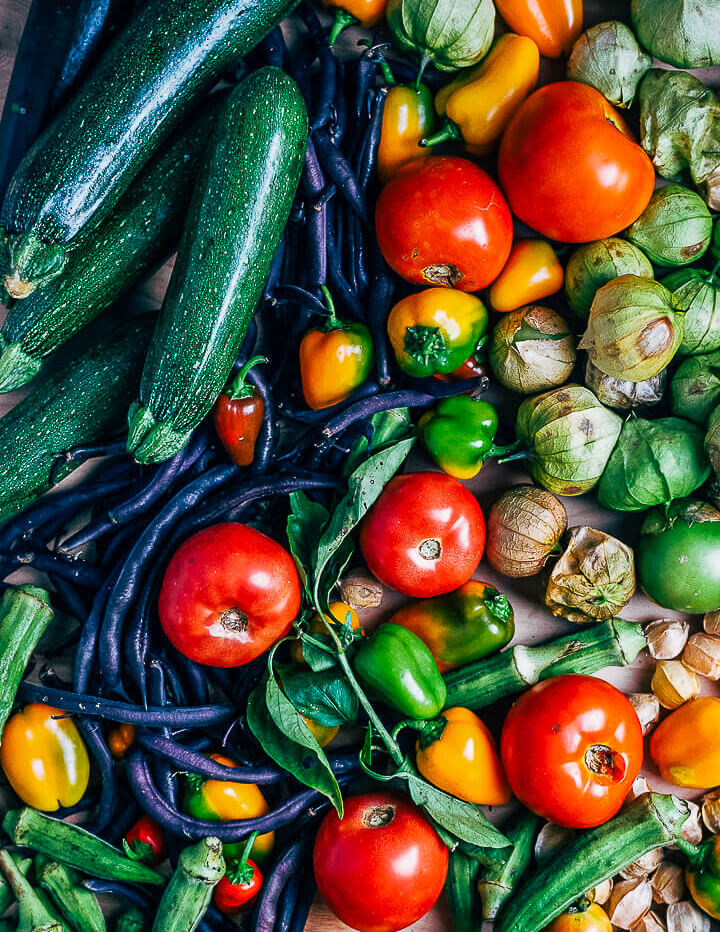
[246,673,343,816]
[300,633,339,673]
[343,407,415,475]
[286,491,330,600]
[279,665,359,727]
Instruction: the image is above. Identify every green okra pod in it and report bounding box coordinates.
[114,909,146,932]
[35,858,106,932]
[0,586,53,737]
[0,855,30,915]
[3,810,163,886]
[151,837,224,932]
[444,850,479,932]
[444,618,646,710]
[0,850,64,932]
[477,809,540,920]
[496,794,689,932]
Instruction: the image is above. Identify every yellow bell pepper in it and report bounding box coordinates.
[0,704,90,812]
[489,239,564,313]
[424,35,540,156]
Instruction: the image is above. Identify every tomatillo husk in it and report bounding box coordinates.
[489,305,576,394]
[567,21,651,108]
[625,184,712,268]
[706,405,720,479]
[671,351,720,425]
[386,0,495,73]
[486,485,567,577]
[584,359,666,410]
[544,525,636,624]
[663,268,720,356]
[632,0,720,68]
[578,274,683,382]
[565,238,653,319]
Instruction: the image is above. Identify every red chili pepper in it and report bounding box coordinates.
[123,815,165,866]
[213,831,263,915]
[435,352,489,383]
[212,356,267,467]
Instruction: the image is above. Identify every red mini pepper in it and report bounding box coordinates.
[212,356,267,467]
[213,831,263,915]
[123,815,165,867]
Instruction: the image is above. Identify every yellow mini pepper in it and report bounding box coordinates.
[422,34,540,156]
[489,239,564,313]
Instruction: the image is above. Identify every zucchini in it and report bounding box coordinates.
[496,794,689,932]
[127,67,308,464]
[0,317,152,527]
[0,0,299,299]
[0,98,225,393]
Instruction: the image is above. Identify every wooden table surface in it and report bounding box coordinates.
[1,2,720,930]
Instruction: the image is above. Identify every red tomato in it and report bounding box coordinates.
[375,156,513,292]
[498,83,655,243]
[158,523,301,667]
[313,792,448,932]
[500,674,643,829]
[213,862,262,914]
[358,472,485,598]
[123,815,165,866]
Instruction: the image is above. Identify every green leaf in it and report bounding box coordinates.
[279,666,359,727]
[286,492,330,599]
[313,435,416,612]
[301,634,339,673]
[246,674,343,816]
[344,408,415,475]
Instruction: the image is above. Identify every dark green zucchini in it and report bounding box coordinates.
[0,0,300,299]
[0,97,226,393]
[0,318,153,527]
[127,67,308,464]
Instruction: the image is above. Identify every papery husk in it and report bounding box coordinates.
[608,877,652,930]
[597,416,710,512]
[515,385,623,496]
[652,863,685,905]
[639,70,720,210]
[625,185,712,268]
[544,525,636,624]
[568,21,651,108]
[664,269,720,355]
[565,238,654,319]
[666,901,711,932]
[489,305,576,394]
[632,0,720,68]
[628,693,660,735]
[645,618,689,660]
[534,822,574,866]
[671,351,720,425]
[386,0,495,73]
[486,485,567,577]
[585,359,666,411]
[705,404,720,478]
[579,275,683,382]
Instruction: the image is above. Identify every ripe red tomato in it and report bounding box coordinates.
[359,472,485,598]
[500,674,643,829]
[498,83,655,243]
[375,156,513,292]
[158,523,301,667]
[313,792,448,932]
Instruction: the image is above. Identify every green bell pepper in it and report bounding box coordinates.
[353,623,447,719]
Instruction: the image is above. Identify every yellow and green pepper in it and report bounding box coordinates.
[377,82,435,184]
[683,835,720,919]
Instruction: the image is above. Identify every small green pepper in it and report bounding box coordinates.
[682,835,720,919]
[353,623,447,719]
[419,396,516,480]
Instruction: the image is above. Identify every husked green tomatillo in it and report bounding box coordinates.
[632,0,720,68]
[706,405,720,479]
[671,352,720,425]
[625,185,712,268]
[565,238,653,318]
[567,21,651,108]
[663,268,720,355]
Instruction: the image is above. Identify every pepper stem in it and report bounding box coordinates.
[320,285,341,331]
[329,8,357,45]
[709,257,720,284]
[488,440,522,459]
[404,325,447,368]
[416,52,432,90]
[420,120,462,149]
[677,837,704,867]
[238,831,259,868]
[497,447,530,464]
[226,355,267,400]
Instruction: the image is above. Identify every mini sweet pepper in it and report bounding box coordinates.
[213,356,267,467]
[682,835,720,919]
[322,0,388,43]
[494,0,582,58]
[378,82,435,184]
[489,239,564,313]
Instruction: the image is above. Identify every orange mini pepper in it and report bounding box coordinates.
[489,239,564,313]
[650,697,720,788]
[415,706,511,805]
[322,0,388,43]
[377,82,435,184]
[425,34,540,156]
[494,0,582,58]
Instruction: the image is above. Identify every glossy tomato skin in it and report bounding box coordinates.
[313,792,448,932]
[375,156,513,292]
[500,674,643,829]
[358,472,485,598]
[158,523,301,667]
[498,83,655,243]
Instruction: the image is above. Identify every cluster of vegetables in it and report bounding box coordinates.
[1,0,720,930]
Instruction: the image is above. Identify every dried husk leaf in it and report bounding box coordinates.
[682,632,720,680]
[652,863,685,905]
[588,878,614,906]
[625,185,712,268]
[567,21,651,108]
[579,275,683,382]
[339,570,383,609]
[670,351,720,426]
[704,609,720,636]
[608,877,652,930]
[566,238,653,319]
[639,70,720,209]
[628,692,661,735]
[486,485,567,577]
[701,787,720,833]
[625,775,652,807]
[645,619,690,660]
[515,385,623,496]
[706,404,720,479]
[544,526,635,624]
[651,660,700,710]
[585,359,666,411]
[663,269,720,356]
[534,822,574,866]
[632,912,667,932]
[620,848,664,880]
[680,801,703,845]
[489,305,576,394]
[666,901,710,932]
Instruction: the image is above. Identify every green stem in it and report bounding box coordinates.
[226,356,267,400]
[336,649,404,765]
[677,837,703,866]
[320,285,341,330]
[329,9,357,45]
[497,447,530,464]
[416,52,432,91]
[237,831,258,868]
[709,257,720,284]
[420,120,462,149]
[487,440,522,459]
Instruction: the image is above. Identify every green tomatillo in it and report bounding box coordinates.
[565,238,653,319]
[625,184,713,268]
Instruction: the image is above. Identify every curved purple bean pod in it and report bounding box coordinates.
[81,879,153,910]
[258,26,286,68]
[18,682,235,726]
[100,517,145,568]
[297,5,335,133]
[313,129,366,219]
[78,719,116,834]
[135,732,285,785]
[170,649,211,706]
[9,550,105,588]
[263,236,286,305]
[49,438,129,485]
[250,836,311,932]
[51,576,89,623]
[248,364,276,475]
[327,245,365,320]
[74,562,120,693]
[288,872,316,932]
[274,285,327,316]
[329,59,347,146]
[367,251,395,388]
[353,49,380,122]
[358,88,386,194]
[276,868,302,932]
[147,659,178,809]
[123,581,153,706]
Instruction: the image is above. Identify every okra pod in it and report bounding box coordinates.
[0,856,31,914]
[496,794,689,932]
[35,858,106,932]
[0,585,54,737]
[114,910,146,932]
[3,810,163,886]
[477,810,540,920]
[151,837,224,932]
[0,849,64,932]
[444,619,647,710]
[444,850,479,932]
